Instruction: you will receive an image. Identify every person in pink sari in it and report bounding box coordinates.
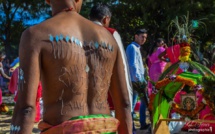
[147,38,167,96]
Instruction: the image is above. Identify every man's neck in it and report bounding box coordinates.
[51,1,76,16]
[52,7,75,16]
[133,41,141,47]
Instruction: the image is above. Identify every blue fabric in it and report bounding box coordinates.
[139,98,146,127]
[131,91,146,131]
[126,42,145,82]
[132,91,138,132]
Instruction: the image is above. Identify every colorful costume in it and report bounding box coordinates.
[148,46,166,96]
[166,44,180,64]
[38,114,119,134]
[197,91,215,134]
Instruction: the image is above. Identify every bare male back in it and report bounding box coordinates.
[11,1,131,134]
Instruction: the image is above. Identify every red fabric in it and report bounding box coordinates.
[210,64,215,74]
[107,92,114,110]
[36,82,42,100]
[105,27,116,35]
[8,68,19,94]
[166,44,183,74]
[134,101,140,111]
[166,44,180,64]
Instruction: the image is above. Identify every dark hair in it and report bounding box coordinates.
[89,3,112,21]
[135,29,147,35]
[148,38,164,56]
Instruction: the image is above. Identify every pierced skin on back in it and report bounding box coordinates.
[43,35,115,117]
[42,29,116,125]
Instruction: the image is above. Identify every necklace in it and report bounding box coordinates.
[64,7,73,12]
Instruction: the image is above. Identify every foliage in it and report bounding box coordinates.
[2,0,215,65]
[0,0,50,60]
[202,76,215,114]
[109,0,215,65]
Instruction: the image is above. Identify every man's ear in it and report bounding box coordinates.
[102,17,107,25]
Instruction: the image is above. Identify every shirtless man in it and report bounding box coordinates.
[11,0,132,134]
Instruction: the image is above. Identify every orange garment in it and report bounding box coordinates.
[38,115,119,134]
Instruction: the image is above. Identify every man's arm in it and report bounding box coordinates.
[113,31,133,111]
[109,46,132,134]
[11,28,41,134]
[158,50,168,62]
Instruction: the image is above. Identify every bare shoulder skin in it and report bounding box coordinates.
[11,9,131,134]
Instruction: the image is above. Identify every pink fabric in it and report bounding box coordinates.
[196,91,215,133]
[196,91,215,120]
[148,47,167,96]
[8,68,19,94]
[35,82,42,122]
[0,89,2,105]
[173,90,187,104]
[35,100,41,122]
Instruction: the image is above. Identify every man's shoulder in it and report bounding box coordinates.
[127,43,136,48]
[21,25,41,40]
[94,26,117,46]
[19,24,47,50]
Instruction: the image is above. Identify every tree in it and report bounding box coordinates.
[2,0,215,64]
[0,0,50,60]
[109,0,215,63]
